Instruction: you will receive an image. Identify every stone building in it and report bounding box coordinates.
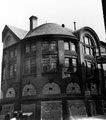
[0,16,106,120]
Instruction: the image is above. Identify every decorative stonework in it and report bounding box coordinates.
[66,82,81,94]
[6,88,15,98]
[22,84,36,96]
[42,82,61,94]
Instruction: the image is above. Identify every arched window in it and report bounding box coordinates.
[42,82,61,94]
[82,35,94,56]
[6,88,15,98]
[66,82,81,94]
[22,84,36,96]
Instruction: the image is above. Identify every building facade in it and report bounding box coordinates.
[0,16,106,120]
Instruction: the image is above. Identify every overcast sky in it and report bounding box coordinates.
[0,0,106,82]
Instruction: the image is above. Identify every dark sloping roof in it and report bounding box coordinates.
[25,23,76,38]
[8,25,28,39]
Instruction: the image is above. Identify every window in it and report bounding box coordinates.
[64,41,76,51]
[103,64,106,76]
[42,55,57,72]
[14,48,17,57]
[31,43,36,52]
[9,64,13,77]
[64,42,70,50]
[42,41,49,50]
[9,63,16,78]
[3,67,6,80]
[64,57,77,73]
[24,57,36,74]
[71,42,76,51]
[85,61,95,77]
[10,50,14,58]
[9,47,17,58]
[25,44,30,53]
[25,43,36,53]
[42,41,57,51]
[83,36,94,56]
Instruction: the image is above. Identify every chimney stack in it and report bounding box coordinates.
[29,16,38,31]
[74,22,76,31]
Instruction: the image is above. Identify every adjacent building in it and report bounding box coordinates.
[0,16,106,120]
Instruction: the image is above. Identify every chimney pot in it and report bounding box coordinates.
[29,16,38,31]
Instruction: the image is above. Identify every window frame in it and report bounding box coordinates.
[64,41,77,52]
[8,63,17,78]
[24,42,36,54]
[64,57,78,74]
[42,54,58,73]
[42,40,57,52]
[83,36,94,56]
[24,57,36,74]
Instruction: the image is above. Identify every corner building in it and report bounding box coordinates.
[0,16,106,120]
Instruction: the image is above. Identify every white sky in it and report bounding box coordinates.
[0,0,106,82]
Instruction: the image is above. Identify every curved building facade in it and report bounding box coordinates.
[0,16,106,120]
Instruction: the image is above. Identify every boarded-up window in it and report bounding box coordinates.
[41,101,63,120]
[67,100,87,117]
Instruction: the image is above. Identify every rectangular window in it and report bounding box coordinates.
[25,43,36,54]
[72,59,77,72]
[86,62,92,76]
[9,47,17,59]
[24,57,36,74]
[85,61,95,77]
[9,63,16,78]
[85,47,90,55]
[84,36,89,45]
[42,41,49,51]
[50,41,57,51]
[64,41,76,52]
[14,48,17,57]
[31,43,36,52]
[10,50,14,58]
[42,55,57,72]
[71,42,76,51]
[64,57,77,73]
[25,44,30,53]
[90,48,93,56]
[9,64,13,77]
[64,42,70,50]
[24,58,30,74]
[14,63,17,75]
[42,41,57,52]
[30,57,36,73]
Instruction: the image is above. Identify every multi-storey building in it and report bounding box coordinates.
[0,16,106,120]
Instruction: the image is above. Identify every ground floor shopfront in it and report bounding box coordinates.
[0,96,105,120]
